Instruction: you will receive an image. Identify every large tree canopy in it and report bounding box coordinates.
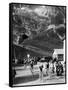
[12,4,66,56]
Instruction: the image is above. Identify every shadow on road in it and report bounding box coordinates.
[13,74,39,84]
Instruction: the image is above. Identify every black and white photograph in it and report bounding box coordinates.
[9,3,66,87]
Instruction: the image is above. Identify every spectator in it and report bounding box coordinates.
[30,60,34,77]
[46,62,49,76]
[39,65,43,80]
[56,61,64,76]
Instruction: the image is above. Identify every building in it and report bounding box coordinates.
[53,40,65,62]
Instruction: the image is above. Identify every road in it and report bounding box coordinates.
[13,64,65,86]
